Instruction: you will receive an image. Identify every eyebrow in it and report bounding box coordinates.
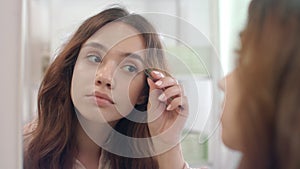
[82,42,108,51]
[121,52,145,65]
[83,42,145,65]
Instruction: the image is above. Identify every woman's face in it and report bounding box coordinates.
[219,69,244,151]
[71,22,147,123]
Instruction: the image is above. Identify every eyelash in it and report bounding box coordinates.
[86,54,141,73]
[122,64,138,73]
[87,54,102,63]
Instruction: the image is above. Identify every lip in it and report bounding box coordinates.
[91,91,114,107]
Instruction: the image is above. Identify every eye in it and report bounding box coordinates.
[122,65,138,73]
[87,54,102,63]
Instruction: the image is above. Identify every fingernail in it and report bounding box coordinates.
[152,71,164,77]
[166,104,172,110]
[158,93,166,101]
[155,80,162,86]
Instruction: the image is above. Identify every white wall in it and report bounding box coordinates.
[219,0,251,74]
[48,0,215,56]
[0,0,23,168]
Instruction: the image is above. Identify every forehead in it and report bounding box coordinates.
[85,22,146,52]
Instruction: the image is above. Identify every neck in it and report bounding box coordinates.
[75,108,117,146]
[76,123,101,155]
[76,123,101,169]
[75,117,118,164]
[77,124,101,155]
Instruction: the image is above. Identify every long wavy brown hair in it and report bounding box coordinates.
[24,7,168,169]
[235,0,300,168]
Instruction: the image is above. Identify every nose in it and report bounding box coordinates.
[95,62,115,89]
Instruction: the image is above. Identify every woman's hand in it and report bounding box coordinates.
[146,70,189,153]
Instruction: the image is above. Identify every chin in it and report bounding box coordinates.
[222,134,242,151]
[100,112,124,123]
[221,131,234,149]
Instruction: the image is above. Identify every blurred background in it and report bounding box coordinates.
[0,0,250,168]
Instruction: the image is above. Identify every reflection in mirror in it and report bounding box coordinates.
[22,0,224,168]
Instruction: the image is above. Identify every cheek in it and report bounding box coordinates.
[73,62,96,84]
[71,63,96,101]
[221,84,243,150]
[128,77,145,104]
[111,75,145,117]
[71,66,81,103]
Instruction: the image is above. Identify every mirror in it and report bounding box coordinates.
[22,0,225,168]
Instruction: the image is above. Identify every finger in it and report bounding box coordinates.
[158,85,183,102]
[150,70,165,81]
[147,78,164,107]
[147,78,166,122]
[147,77,155,89]
[166,96,189,117]
[154,76,178,89]
[147,96,166,123]
[147,77,158,92]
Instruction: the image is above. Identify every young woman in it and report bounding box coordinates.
[23,7,191,169]
[220,0,300,168]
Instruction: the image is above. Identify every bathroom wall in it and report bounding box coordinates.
[0,0,23,168]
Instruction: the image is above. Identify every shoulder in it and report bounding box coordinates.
[23,118,38,151]
[23,119,38,135]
